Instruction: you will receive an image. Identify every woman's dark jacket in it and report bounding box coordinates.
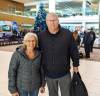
[8,47,45,94]
[75,35,81,46]
[38,26,79,78]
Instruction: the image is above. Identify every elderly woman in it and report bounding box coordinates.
[8,33,45,96]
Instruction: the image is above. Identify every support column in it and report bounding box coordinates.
[82,0,86,16]
[82,22,86,31]
[36,3,40,14]
[99,0,100,36]
[82,0,86,30]
[98,0,100,48]
[49,0,56,13]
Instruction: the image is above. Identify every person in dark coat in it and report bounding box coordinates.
[8,33,45,96]
[89,28,96,52]
[83,30,92,58]
[38,13,80,96]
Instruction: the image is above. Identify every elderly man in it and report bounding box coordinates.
[38,13,79,96]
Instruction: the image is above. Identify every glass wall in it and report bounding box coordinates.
[55,0,99,17]
[0,0,99,17]
[24,0,49,17]
[85,0,99,15]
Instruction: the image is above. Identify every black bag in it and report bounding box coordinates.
[70,72,88,96]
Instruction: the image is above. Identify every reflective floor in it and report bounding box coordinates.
[0,51,100,96]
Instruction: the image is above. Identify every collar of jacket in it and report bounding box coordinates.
[46,24,61,36]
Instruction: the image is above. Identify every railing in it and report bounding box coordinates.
[0,9,35,18]
[0,8,98,18]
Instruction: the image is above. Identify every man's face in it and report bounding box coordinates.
[46,13,59,33]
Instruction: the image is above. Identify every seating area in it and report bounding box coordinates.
[0,36,23,46]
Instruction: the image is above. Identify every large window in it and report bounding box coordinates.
[24,0,49,17]
[55,0,99,17]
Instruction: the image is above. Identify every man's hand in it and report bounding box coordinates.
[12,92,19,96]
[40,86,45,93]
[73,67,79,73]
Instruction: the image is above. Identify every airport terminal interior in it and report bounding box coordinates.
[0,0,99,34]
[0,0,100,96]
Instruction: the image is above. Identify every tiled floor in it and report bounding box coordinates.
[0,51,100,96]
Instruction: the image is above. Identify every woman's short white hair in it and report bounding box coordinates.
[23,32,38,48]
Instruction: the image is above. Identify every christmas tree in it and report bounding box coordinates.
[34,3,47,33]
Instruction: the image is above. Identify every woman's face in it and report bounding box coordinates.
[24,36,36,49]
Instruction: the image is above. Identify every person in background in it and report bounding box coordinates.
[12,29,18,36]
[83,30,92,58]
[89,27,96,52]
[8,33,45,96]
[38,13,80,96]
[72,30,81,49]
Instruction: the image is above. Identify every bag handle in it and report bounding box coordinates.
[73,72,82,80]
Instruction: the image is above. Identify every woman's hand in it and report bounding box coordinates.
[40,87,45,93]
[12,92,19,96]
